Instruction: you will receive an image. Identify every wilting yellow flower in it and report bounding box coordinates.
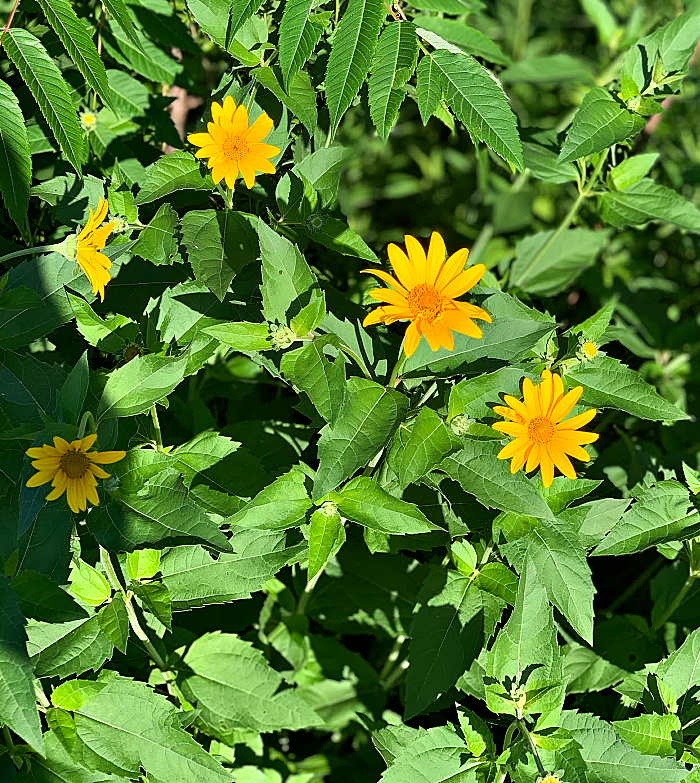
[492,369,598,488]
[187,96,279,189]
[76,198,114,301]
[362,232,492,357]
[26,434,125,514]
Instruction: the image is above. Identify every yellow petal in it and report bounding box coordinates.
[404,235,427,283]
[440,264,486,300]
[246,113,274,143]
[551,386,584,423]
[362,268,407,294]
[403,319,421,357]
[557,407,597,431]
[26,471,54,488]
[88,450,126,465]
[425,231,446,286]
[435,247,469,290]
[387,243,417,290]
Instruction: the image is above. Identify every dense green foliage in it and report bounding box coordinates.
[1,0,700,780]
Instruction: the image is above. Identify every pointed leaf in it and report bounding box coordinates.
[0,80,31,240]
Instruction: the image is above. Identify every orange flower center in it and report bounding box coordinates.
[407,284,444,323]
[528,416,555,445]
[60,450,89,479]
[222,133,250,161]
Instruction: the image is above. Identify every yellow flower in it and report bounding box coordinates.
[187,96,279,189]
[80,111,97,131]
[76,198,115,301]
[492,369,599,488]
[362,232,492,357]
[25,434,126,514]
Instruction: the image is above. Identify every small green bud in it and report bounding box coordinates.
[269,324,296,349]
[450,415,473,437]
[319,501,339,517]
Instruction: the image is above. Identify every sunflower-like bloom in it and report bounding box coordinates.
[25,434,125,514]
[492,369,599,488]
[76,197,115,301]
[187,96,279,189]
[362,232,492,357]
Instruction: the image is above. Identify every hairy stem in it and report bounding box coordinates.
[150,404,164,451]
[517,718,546,776]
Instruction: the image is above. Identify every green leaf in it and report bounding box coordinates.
[69,674,230,782]
[332,476,438,535]
[593,481,696,557]
[258,221,325,335]
[308,508,344,581]
[69,561,111,607]
[69,293,138,353]
[103,0,143,50]
[27,615,113,679]
[88,469,231,552]
[608,153,659,190]
[501,518,595,643]
[204,321,271,351]
[307,216,379,262]
[279,0,327,87]
[522,129,578,183]
[52,679,109,711]
[562,641,625,694]
[566,298,616,343]
[325,0,385,134]
[10,571,86,623]
[566,355,688,422]
[132,203,181,265]
[379,725,471,783]
[132,581,172,630]
[559,711,687,783]
[281,336,347,424]
[126,549,161,581]
[314,377,409,500]
[416,17,509,64]
[415,55,443,124]
[581,0,618,43]
[613,713,680,757]
[387,407,459,490]
[0,350,65,426]
[597,178,700,231]
[368,22,418,140]
[58,350,89,425]
[441,439,556,521]
[501,53,594,84]
[448,366,525,422]
[656,628,700,716]
[227,0,265,47]
[182,209,259,299]
[475,562,518,605]
[229,471,312,531]
[558,87,645,164]
[135,150,214,204]
[97,352,189,419]
[97,593,129,654]
[2,29,84,173]
[0,80,31,240]
[293,147,347,207]
[161,529,305,609]
[405,571,504,717]
[510,228,608,296]
[0,573,43,753]
[253,66,317,134]
[103,20,181,84]
[182,633,319,738]
[186,0,260,63]
[430,49,524,171]
[35,0,113,110]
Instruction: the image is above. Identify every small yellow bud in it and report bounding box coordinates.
[80,112,98,131]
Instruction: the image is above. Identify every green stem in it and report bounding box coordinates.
[34,682,50,710]
[100,547,169,671]
[2,725,19,768]
[150,405,164,451]
[494,719,518,783]
[512,0,533,60]
[381,657,408,691]
[77,410,96,440]
[295,568,323,615]
[337,343,372,380]
[650,573,698,632]
[0,0,21,48]
[517,718,546,776]
[0,244,60,264]
[388,344,407,388]
[378,635,406,681]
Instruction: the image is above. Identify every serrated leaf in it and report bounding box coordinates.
[368,22,417,140]
[314,377,409,500]
[308,509,344,581]
[97,352,189,419]
[103,0,143,50]
[279,0,326,87]
[103,20,181,84]
[608,153,659,190]
[226,0,265,47]
[126,549,161,581]
[510,228,608,295]
[0,80,31,240]
[161,529,305,608]
[0,573,43,753]
[97,593,129,654]
[593,481,696,556]
[597,177,700,231]
[655,628,700,716]
[566,355,688,422]
[562,641,625,694]
[415,55,443,124]
[135,150,214,204]
[69,560,111,607]
[325,0,385,134]
[204,321,271,351]
[558,87,645,164]
[416,17,509,64]
[387,407,459,490]
[475,562,518,605]
[613,713,680,757]
[229,471,312,530]
[448,366,525,421]
[10,571,86,624]
[430,49,523,170]
[441,439,555,521]
[308,216,379,261]
[58,350,89,425]
[522,128,579,183]
[378,725,471,783]
[132,203,181,265]
[132,581,172,630]
[27,615,114,679]
[2,29,84,173]
[253,66,317,134]
[35,0,113,110]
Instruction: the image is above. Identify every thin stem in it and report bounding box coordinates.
[295,568,323,615]
[415,381,438,408]
[77,410,96,439]
[34,682,50,711]
[494,720,518,783]
[517,718,546,776]
[0,244,60,264]
[100,547,169,671]
[378,635,406,681]
[512,0,533,60]
[337,343,371,379]
[150,404,164,451]
[381,658,408,690]
[388,344,407,388]
[2,725,19,768]
[227,186,234,210]
[0,0,21,48]
[650,573,698,632]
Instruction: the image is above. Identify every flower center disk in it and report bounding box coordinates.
[222,133,250,161]
[60,450,90,479]
[527,416,555,445]
[407,284,444,322]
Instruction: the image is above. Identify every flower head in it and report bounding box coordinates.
[80,111,97,131]
[187,96,279,189]
[362,232,491,357]
[26,434,126,514]
[492,369,598,488]
[75,198,115,301]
